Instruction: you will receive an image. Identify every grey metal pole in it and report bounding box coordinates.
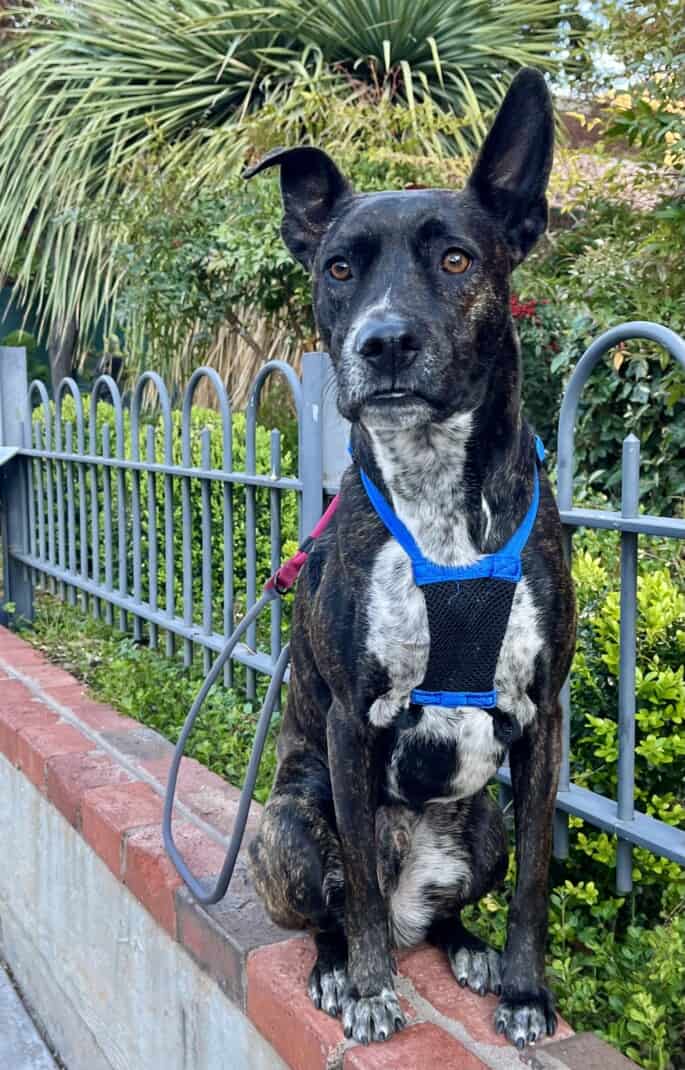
[300,352,325,540]
[320,354,351,495]
[0,347,34,624]
[616,434,640,894]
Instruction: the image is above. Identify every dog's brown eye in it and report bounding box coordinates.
[329,260,352,281]
[441,249,471,275]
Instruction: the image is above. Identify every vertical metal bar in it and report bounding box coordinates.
[616,433,640,894]
[55,412,66,601]
[131,419,143,643]
[27,419,37,587]
[245,393,258,700]
[102,424,114,626]
[34,420,46,587]
[146,426,159,651]
[223,409,234,688]
[34,420,46,559]
[269,430,282,688]
[0,347,33,622]
[299,352,325,541]
[77,415,88,615]
[65,422,77,606]
[200,429,213,676]
[554,525,573,859]
[164,434,175,659]
[45,400,56,594]
[89,409,101,621]
[116,424,127,633]
[181,413,193,668]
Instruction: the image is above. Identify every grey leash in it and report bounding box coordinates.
[162,588,290,905]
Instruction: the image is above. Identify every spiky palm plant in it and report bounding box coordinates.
[277,0,564,111]
[0,0,569,372]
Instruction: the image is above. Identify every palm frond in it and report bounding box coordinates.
[0,0,573,362]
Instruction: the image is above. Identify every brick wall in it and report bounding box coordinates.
[0,626,638,1070]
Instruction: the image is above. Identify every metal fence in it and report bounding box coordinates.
[0,351,332,699]
[1,323,684,890]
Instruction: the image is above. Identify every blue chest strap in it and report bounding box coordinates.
[359,436,544,709]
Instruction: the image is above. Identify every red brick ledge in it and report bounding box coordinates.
[0,625,634,1070]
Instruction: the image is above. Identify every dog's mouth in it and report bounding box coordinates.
[365,390,426,407]
[360,389,435,429]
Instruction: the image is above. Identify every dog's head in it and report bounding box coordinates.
[244,68,553,429]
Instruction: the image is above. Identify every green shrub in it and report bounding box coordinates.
[25,595,278,802]
[516,196,685,516]
[512,295,592,452]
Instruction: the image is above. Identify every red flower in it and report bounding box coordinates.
[510,294,538,320]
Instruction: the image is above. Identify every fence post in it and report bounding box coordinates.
[320,356,350,496]
[616,433,640,894]
[0,346,33,625]
[300,352,326,540]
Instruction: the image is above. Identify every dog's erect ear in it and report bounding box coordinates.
[243,146,352,269]
[468,68,554,264]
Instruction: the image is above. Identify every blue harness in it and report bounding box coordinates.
[359,436,545,710]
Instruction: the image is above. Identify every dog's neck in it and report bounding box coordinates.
[355,346,533,567]
[365,414,478,566]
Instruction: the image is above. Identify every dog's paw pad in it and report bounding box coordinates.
[494,989,556,1049]
[341,987,405,1044]
[308,962,348,1018]
[449,945,501,996]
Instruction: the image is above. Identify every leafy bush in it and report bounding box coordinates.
[513,294,588,451]
[25,595,278,802]
[515,194,685,515]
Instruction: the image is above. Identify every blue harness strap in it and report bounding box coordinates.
[359,436,544,710]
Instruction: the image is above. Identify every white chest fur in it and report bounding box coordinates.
[363,415,543,802]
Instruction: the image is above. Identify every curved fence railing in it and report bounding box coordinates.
[1,351,326,692]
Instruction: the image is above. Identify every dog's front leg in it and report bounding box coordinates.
[495,705,561,1049]
[327,699,405,1044]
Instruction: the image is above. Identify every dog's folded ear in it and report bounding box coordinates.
[243,146,353,270]
[468,68,554,264]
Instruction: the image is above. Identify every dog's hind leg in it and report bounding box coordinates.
[248,749,344,931]
[248,748,352,1016]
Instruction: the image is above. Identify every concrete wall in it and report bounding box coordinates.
[0,753,286,1070]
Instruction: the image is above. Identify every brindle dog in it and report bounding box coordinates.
[245,68,576,1049]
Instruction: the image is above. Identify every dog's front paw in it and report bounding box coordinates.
[449,944,501,996]
[494,988,557,1049]
[307,959,348,1018]
[341,986,405,1044]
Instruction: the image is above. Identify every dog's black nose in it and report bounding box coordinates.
[356,316,422,371]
